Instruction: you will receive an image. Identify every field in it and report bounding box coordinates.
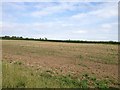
[2,40,119,88]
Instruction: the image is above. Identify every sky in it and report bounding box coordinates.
[1,1,118,41]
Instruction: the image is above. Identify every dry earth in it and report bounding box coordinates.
[2,40,119,87]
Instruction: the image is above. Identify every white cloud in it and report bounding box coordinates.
[71,13,87,19]
[71,2,117,20]
[2,0,119,2]
[31,2,99,17]
[91,6,117,18]
[3,2,27,11]
[31,3,77,17]
[101,24,112,30]
[72,30,87,34]
[0,22,2,33]
[100,22,118,32]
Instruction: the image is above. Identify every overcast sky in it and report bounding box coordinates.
[1,1,118,41]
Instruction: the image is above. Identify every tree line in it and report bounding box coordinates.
[0,36,119,44]
[0,36,47,41]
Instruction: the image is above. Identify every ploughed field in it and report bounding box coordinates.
[2,40,119,88]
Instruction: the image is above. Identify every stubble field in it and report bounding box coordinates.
[2,40,119,88]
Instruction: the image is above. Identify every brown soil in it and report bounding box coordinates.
[2,40,118,87]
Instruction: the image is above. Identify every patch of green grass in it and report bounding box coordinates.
[88,55,118,65]
[95,80,109,88]
[2,61,80,88]
[2,61,115,88]
[80,73,110,88]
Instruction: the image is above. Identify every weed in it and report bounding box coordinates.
[45,70,53,74]
[95,80,109,88]
[16,80,25,88]
[79,55,83,59]
[78,63,87,67]
[80,80,88,88]
[13,61,22,65]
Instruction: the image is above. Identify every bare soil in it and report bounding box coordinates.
[2,40,118,87]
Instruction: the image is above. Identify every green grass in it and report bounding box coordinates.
[2,61,113,88]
